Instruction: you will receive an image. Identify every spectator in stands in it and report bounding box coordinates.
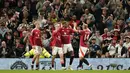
[123,36,130,49]
[4,30,13,49]
[69,15,80,28]
[112,29,120,41]
[89,31,102,46]
[42,30,52,54]
[115,39,127,58]
[0,41,13,58]
[81,8,95,27]
[120,33,125,41]
[3,1,10,13]
[107,38,117,58]
[0,19,9,39]
[37,9,47,28]
[83,0,92,9]
[63,3,71,16]
[106,32,112,40]
[106,14,114,31]
[19,6,32,24]
[114,18,125,32]
[20,31,31,53]
[15,0,23,12]
[124,19,130,33]
[89,38,101,58]
[105,52,111,58]
[101,28,108,40]
[101,39,110,57]
[99,7,109,34]
[36,0,44,13]
[30,0,38,16]
[14,37,25,58]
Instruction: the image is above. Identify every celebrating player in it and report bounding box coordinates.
[51,23,65,70]
[30,20,43,70]
[77,24,92,70]
[58,21,75,70]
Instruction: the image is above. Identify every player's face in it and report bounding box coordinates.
[36,23,40,29]
[63,23,68,28]
[82,24,88,30]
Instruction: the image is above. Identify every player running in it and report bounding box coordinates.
[51,23,65,70]
[30,20,43,70]
[77,24,92,70]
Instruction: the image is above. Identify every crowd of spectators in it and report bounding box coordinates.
[0,0,130,58]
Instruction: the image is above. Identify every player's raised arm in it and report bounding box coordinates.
[29,29,34,47]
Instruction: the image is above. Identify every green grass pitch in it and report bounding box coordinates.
[0,70,130,73]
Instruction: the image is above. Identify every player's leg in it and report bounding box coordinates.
[58,47,65,69]
[63,53,66,69]
[63,44,67,68]
[68,44,74,70]
[35,46,42,70]
[31,54,37,70]
[51,47,58,70]
[77,57,83,70]
[35,54,40,70]
[82,58,92,70]
[51,55,56,70]
[68,51,74,65]
[77,47,86,70]
[78,47,92,70]
[31,46,37,70]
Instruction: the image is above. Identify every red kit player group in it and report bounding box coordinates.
[30,20,92,70]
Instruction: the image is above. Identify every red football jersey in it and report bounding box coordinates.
[52,30,62,47]
[30,28,42,47]
[59,27,75,44]
[79,29,91,47]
